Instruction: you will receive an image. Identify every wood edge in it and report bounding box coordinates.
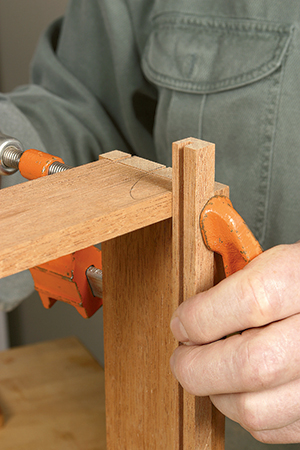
[213,183,229,286]
[99,151,172,178]
[0,406,4,428]
[99,150,132,161]
[214,182,229,196]
[154,167,172,179]
[173,137,215,152]
[171,139,187,450]
[119,155,164,171]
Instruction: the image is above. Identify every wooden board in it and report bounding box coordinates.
[0,153,172,278]
[1,150,223,280]
[0,337,106,450]
[172,138,226,450]
[102,219,179,449]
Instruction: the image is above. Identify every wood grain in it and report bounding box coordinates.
[172,138,225,450]
[102,218,180,449]
[0,154,172,278]
[0,337,106,450]
[1,149,225,281]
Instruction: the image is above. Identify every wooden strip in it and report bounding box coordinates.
[213,183,230,286]
[214,182,229,196]
[119,155,164,171]
[172,138,225,450]
[155,167,173,179]
[0,407,3,429]
[99,150,132,161]
[0,149,226,281]
[102,219,179,449]
[0,158,172,278]
[172,138,188,449]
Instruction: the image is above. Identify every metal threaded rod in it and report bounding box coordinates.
[48,161,72,175]
[2,146,23,169]
[0,132,24,175]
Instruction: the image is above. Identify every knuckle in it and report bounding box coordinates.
[240,246,292,325]
[240,271,275,325]
[183,298,210,344]
[237,394,263,432]
[238,339,283,390]
[173,347,201,394]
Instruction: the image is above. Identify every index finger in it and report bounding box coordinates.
[170,243,300,345]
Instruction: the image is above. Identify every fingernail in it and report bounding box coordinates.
[170,316,189,342]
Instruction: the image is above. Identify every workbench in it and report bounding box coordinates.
[0,337,106,449]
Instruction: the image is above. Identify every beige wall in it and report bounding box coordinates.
[0,0,68,91]
[0,0,104,364]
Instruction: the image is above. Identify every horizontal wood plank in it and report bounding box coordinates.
[0,157,172,278]
[0,149,224,280]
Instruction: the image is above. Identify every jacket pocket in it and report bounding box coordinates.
[142,13,293,242]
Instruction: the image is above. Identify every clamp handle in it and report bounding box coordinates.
[200,195,263,277]
[0,132,70,178]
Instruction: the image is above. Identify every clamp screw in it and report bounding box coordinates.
[0,132,24,175]
[2,146,23,169]
[48,161,72,175]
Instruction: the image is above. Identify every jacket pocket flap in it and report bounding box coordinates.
[142,14,293,93]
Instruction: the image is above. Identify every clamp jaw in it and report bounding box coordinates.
[30,248,103,319]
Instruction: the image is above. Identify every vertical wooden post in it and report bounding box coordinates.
[172,138,225,450]
[102,220,180,449]
[102,191,180,448]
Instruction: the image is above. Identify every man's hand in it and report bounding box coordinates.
[170,242,300,444]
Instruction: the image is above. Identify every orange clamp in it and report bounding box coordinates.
[200,195,263,277]
[30,247,102,319]
[21,148,103,318]
[19,149,65,180]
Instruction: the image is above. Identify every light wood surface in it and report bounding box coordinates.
[1,150,223,280]
[102,218,179,449]
[101,151,180,448]
[0,337,106,450]
[172,138,225,450]
[0,153,172,278]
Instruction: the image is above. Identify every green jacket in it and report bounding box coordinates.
[1,0,299,307]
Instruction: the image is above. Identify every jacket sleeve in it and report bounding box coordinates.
[0,1,143,309]
[4,15,132,168]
